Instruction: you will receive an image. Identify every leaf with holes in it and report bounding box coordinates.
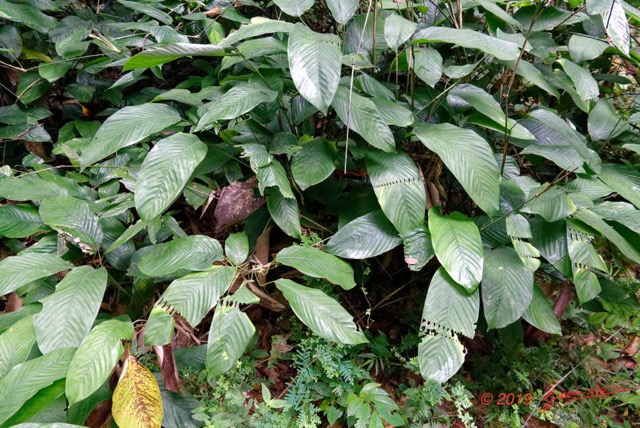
[276,245,356,290]
[112,355,163,428]
[135,133,207,221]
[0,253,72,297]
[418,332,465,384]
[365,150,426,234]
[39,196,103,252]
[206,305,256,379]
[325,210,402,259]
[428,207,484,292]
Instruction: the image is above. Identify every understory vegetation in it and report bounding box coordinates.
[0,0,639,426]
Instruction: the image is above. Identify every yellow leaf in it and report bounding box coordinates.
[112,355,163,428]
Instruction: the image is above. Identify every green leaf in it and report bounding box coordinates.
[422,267,479,338]
[384,13,416,50]
[402,226,434,271]
[257,160,295,199]
[17,71,50,104]
[276,245,356,290]
[0,348,75,425]
[66,318,133,406]
[0,174,80,201]
[522,186,577,222]
[273,0,314,16]
[0,315,36,378]
[448,84,534,140]
[118,0,172,25]
[80,104,181,167]
[413,47,443,88]
[588,98,628,140]
[276,279,368,345]
[413,123,500,215]
[11,424,86,428]
[291,138,336,190]
[412,27,520,61]
[220,37,287,71]
[572,209,640,264]
[221,17,294,47]
[428,207,484,292]
[332,86,396,153]
[288,23,341,113]
[266,189,303,239]
[325,0,357,23]
[106,220,146,253]
[557,59,599,102]
[591,201,640,234]
[475,0,523,29]
[124,43,225,70]
[1,378,66,427]
[418,332,465,384]
[604,0,630,54]
[39,196,104,252]
[157,266,236,327]
[33,266,107,354]
[206,305,256,378]
[0,0,56,33]
[365,150,426,234]
[597,164,640,208]
[325,210,402,259]
[0,204,49,238]
[225,232,249,265]
[135,133,207,221]
[522,284,561,335]
[138,235,224,277]
[196,82,277,131]
[568,34,608,63]
[144,306,175,346]
[0,253,72,297]
[481,247,534,329]
[373,98,415,127]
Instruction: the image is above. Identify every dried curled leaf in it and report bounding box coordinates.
[112,355,163,428]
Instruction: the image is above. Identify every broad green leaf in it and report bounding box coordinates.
[257,160,295,199]
[138,235,223,277]
[0,348,75,425]
[196,82,277,131]
[66,318,134,406]
[0,253,72,297]
[448,84,534,140]
[522,284,561,335]
[276,279,368,345]
[291,138,336,190]
[39,196,103,252]
[402,226,434,271]
[17,71,50,105]
[566,220,608,273]
[274,0,314,16]
[118,0,171,24]
[366,150,426,234]
[112,355,163,428]
[80,104,181,167]
[157,266,236,327]
[0,0,56,33]
[413,47,443,88]
[0,204,49,238]
[597,164,640,208]
[508,60,560,98]
[414,123,500,215]
[481,247,534,329]
[373,98,415,127]
[591,201,640,234]
[604,0,630,54]
[225,232,249,265]
[332,86,396,153]
[428,207,484,292]
[412,27,520,61]
[475,0,523,29]
[557,59,599,102]
[135,133,207,221]
[0,174,82,201]
[418,332,465,384]
[422,268,479,338]
[325,210,402,259]
[221,18,294,47]
[288,24,341,113]
[33,266,107,354]
[506,215,541,272]
[276,245,356,290]
[588,98,628,140]
[220,37,287,71]
[144,306,175,347]
[266,189,302,239]
[572,209,640,264]
[522,186,577,222]
[106,220,146,253]
[206,305,256,378]
[0,315,36,378]
[124,43,225,70]
[384,14,416,50]
[568,34,608,63]
[326,0,357,23]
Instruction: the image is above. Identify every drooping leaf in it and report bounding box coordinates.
[144,306,175,347]
[373,98,415,127]
[428,207,484,292]
[418,332,465,384]
[568,34,609,63]
[66,317,134,406]
[481,247,534,329]
[273,0,314,17]
[331,85,396,153]
[325,210,402,259]
[33,266,107,354]
[0,204,49,238]
[557,59,599,102]
[135,133,207,221]
[225,232,250,266]
[365,150,426,234]
[603,0,630,55]
[384,13,416,50]
[422,267,479,338]
[588,98,628,141]
[401,226,434,271]
[124,43,225,70]
[591,201,640,234]
[221,17,295,47]
[112,356,163,428]
[276,279,368,345]
[0,315,36,378]
[326,0,357,24]
[414,123,500,216]
[291,138,336,190]
[522,284,561,335]
[138,235,224,277]
[522,185,577,222]
[413,47,443,88]
[157,266,236,327]
[80,104,181,167]
[412,27,520,60]
[288,23,341,113]
[276,245,356,290]
[206,305,256,378]
[597,164,640,208]
[266,188,302,239]
[39,196,104,252]
[0,253,72,297]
